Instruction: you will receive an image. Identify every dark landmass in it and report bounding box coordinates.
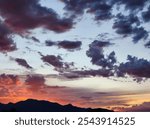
[0,99,113,112]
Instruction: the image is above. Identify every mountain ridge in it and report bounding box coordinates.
[0,99,113,112]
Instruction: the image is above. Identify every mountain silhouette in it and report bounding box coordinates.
[0,99,113,112]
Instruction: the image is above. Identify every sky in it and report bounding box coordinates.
[0,0,150,111]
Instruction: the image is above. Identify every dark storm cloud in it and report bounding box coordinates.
[118,55,150,78]
[0,22,16,52]
[0,0,73,33]
[142,6,150,22]
[86,40,116,69]
[61,0,113,20]
[15,58,32,69]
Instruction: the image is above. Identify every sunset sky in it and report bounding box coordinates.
[0,0,150,111]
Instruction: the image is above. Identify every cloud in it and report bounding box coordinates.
[62,69,114,79]
[31,36,40,43]
[0,74,68,104]
[145,41,150,48]
[62,53,150,81]
[113,13,139,35]
[113,0,148,11]
[132,27,149,43]
[122,102,150,112]
[61,0,113,20]
[0,22,16,52]
[57,40,82,50]
[15,75,133,108]
[41,55,64,68]
[142,6,150,22]
[86,2,113,21]
[86,40,116,69]
[15,58,33,69]
[0,74,21,86]
[0,74,149,110]
[40,54,74,72]
[0,74,22,98]
[58,40,117,79]
[25,75,45,92]
[0,86,9,97]
[113,13,148,42]
[61,0,148,21]
[45,40,82,51]
[45,40,56,46]
[118,55,150,78]
[0,0,73,33]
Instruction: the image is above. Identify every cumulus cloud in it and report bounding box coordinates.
[58,40,117,79]
[113,13,139,35]
[113,0,148,11]
[61,0,150,44]
[61,0,149,21]
[62,53,150,81]
[0,22,16,52]
[132,27,149,43]
[61,0,113,20]
[86,40,116,69]
[86,2,112,20]
[0,0,73,33]
[113,13,149,42]
[118,55,150,78]
[142,6,150,22]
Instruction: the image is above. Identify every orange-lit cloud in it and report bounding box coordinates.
[0,74,150,111]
